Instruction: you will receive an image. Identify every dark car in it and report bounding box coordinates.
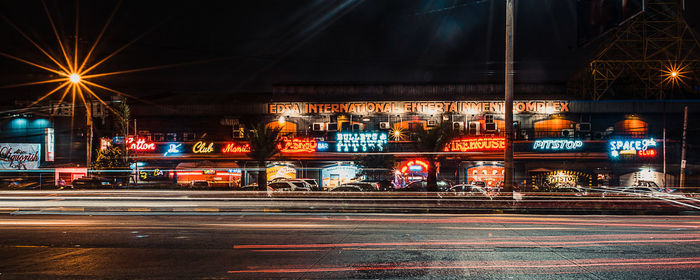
[361,180,394,191]
[398,180,451,192]
[331,183,377,192]
[552,187,587,196]
[1,178,39,190]
[71,177,113,189]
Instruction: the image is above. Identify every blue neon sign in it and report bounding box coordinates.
[163,143,183,156]
[609,138,656,158]
[533,139,584,151]
[316,141,330,151]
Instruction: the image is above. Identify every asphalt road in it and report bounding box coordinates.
[0,213,698,279]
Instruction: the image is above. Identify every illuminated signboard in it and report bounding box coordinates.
[126,137,155,152]
[533,139,584,151]
[0,143,40,169]
[609,138,657,158]
[277,137,317,153]
[399,160,429,174]
[44,128,54,161]
[163,143,183,156]
[268,100,569,115]
[335,132,388,152]
[317,141,329,151]
[221,142,251,154]
[444,137,505,152]
[192,141,215,154]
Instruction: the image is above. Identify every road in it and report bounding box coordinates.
[0,213,698,279]
[1,190,699,214]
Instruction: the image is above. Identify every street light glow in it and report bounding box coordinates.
[662,63,688,88]
[69,73,81,84]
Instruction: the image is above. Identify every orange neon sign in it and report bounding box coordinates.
[444,137,506,152]
[221,142,251,154]
[277,137,317,153]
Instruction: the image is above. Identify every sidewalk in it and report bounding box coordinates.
[1,190,699,215]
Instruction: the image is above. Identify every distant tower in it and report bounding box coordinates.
[571,0,700,100]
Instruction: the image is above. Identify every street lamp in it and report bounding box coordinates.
[69,73,81,84]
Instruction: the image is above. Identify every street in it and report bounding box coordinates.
[0,213,698,279]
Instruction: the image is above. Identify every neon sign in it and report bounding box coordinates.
[638,149,656,157]
[221,142,251,154]
[277,137,317,153]
[335,132,388,152]
[192,141,215,153]
[444,137,505,152]
[163,143,183,156]
[609,138,657,158]
[317,141,329,151]
[399,160,429,174]
[533,139,583,151]
[126,137,155,151]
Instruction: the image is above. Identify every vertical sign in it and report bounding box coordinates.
[44,128,54,162]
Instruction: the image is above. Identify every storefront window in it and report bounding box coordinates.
[534,118,576,138]
[321,165,361,188]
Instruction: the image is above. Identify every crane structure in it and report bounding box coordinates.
[573,0,700,100]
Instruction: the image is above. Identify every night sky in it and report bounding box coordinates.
[1,0,699,102]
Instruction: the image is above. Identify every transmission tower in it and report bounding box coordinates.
[576,0,700,100]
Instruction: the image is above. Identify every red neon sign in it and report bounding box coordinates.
[277,137,317,153]
[221,142,251,154]
[399,160,429,174]
[444,137,505,152]
[126,137,155,151]
[638,149,657,157]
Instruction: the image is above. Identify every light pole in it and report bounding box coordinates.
[504,0,514,193]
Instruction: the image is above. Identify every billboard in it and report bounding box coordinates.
[0,143,41,169]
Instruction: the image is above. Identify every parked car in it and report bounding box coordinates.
[267,181,311,191]
[0,178,39,190]
[449,184,492,196]
[287,178,320,191]
[71,177,113,189]
[331,183,377,192]
[398,180,451,192]
[361,180,394,191]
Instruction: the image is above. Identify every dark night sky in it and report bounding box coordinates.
[1,0,699,102]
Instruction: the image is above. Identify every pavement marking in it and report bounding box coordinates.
[194,208,220,212]
[127,208,151,212]
[9,245,50,248]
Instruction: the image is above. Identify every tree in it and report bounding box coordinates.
[92,145,127,170]
[245,123,282,190]
[92,145,130,184]
[113,99,131,162]
[414,123,455,191]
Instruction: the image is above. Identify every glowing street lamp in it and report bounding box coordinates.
[69,73,81,84]
[661,62,688,88]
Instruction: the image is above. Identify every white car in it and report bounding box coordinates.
[267,181,311,192]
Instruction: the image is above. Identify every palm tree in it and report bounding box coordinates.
[414,123,455,191]
[245,123,282,190]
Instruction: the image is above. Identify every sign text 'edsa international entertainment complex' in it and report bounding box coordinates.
[268,100,570,115]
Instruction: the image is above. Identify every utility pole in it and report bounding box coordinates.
[663,127,666,187]
[680,105,688,190]
[86,102,93,167]
[504,0,514,193]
